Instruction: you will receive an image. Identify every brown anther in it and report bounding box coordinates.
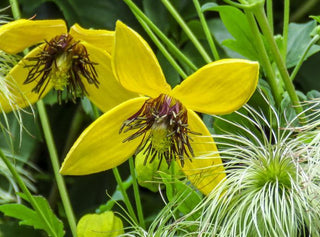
[120,94,200,168]
[24,34,99,103]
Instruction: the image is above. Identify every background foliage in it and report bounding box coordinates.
[1,0,320,236]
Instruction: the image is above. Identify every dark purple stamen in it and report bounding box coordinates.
[120,94,200,168]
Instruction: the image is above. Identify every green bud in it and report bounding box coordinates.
[135,151,182,192]
[77,211,124,237]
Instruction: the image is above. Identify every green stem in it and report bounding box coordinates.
[290,34,320,81]
[123,0,198,72]
[134,12,187,79]
[291,0,318,22]
[245,11,282,106]
[36,101,77,237]
[91,102,100,118]
[266,0,274,34]
[8,0,21,19]
[161,0,212,64]
[112,168,138,224]
[253,5,307,123]
[129,157,145,228]
[193,0,220,60]
[282,0,290,61]
[0,149,58,237]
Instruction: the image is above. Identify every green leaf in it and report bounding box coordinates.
[207,18,242,58]
[0,195,64,237]
[201,2,218,12]
[0,221,43,236]
[161,173,201,220]
[286,21,320,68]
[204,5,258,60]
[307,90,320,100]
[310,15,320,24]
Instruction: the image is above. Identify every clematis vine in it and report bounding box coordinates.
[0,19,135,112]
[60,21,259,195]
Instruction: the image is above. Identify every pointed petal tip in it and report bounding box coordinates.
[0,19,67,54]
[70,23,115,53]
[59,97,148,176]
[113,20,170,97]
[172,58,259,115]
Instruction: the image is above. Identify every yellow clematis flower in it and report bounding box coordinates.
[0,19,135,112]
[60,21,259,195]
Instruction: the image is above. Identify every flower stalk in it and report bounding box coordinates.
[290,34,320,81]
[244,10,282,106]
[123,0,198,72]
[252,4,307,123]
[193,0,220,60]
[282,0,290,61]
[129,157,145,228]
[37,100,77,237]
[112,168,139,224]
[132,12,188,79]
[161,0,213,64]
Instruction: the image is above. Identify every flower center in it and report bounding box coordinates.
[120,94,199,167]
[24,34,99,103]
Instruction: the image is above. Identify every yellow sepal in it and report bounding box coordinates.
[81,42,137,112]
[60,97,147,175]
[171,59,259,115]
[112,21,171,98]
[180,109,226,195]
[70,23,114,53]
[0,19,67,54]
[0,45,53,112]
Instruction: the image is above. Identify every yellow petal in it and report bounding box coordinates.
[81,42,137,112]
[0,45,53,112]
[60,97,148,175]
[0,19,67,54]
[171,59,259,115]
[112,21,171,97]
[180,109,226,195]
[70,23,114,53]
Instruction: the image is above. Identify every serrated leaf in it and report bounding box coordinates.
[0,194,64,237]
[286,21,320,68]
